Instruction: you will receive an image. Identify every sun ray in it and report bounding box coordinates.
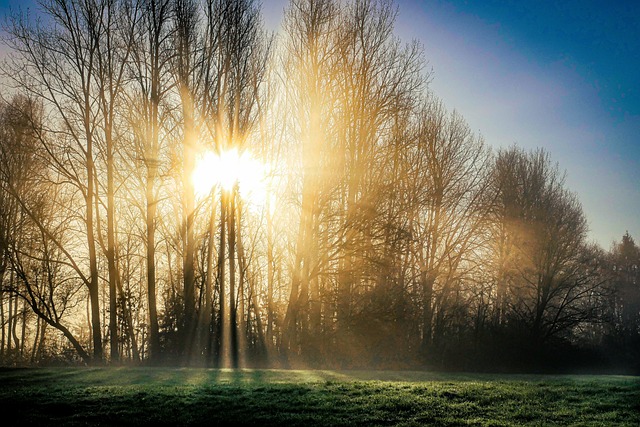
[192,148,268,209]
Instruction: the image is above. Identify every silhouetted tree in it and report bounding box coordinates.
[124,0,174,363]
[605,232,640,372]
[0,96,92,364]
[489,147,607,361]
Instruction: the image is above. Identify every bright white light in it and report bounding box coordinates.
[192,148,268,208]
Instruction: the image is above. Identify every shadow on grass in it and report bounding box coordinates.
[1,367,638,426]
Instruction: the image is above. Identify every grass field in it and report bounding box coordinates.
[1,367,638,426]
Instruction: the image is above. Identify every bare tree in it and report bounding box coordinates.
[124,0,173,363]
[489,147,605,351]
[404,96,490,354]
[0,96,92,364]
[279,0,341,362]
[199,0,271,367]
[171,0,200,360]
[332,0,425,347]
[1,0,122,362]
[87,0,140,364]
[609,232,640,333]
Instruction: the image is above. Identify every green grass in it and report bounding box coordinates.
[1,368,638,426]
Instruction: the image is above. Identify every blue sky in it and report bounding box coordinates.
[389,0,640,249]
[2,0,638,248]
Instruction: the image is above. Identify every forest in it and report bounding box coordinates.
[0,0,638,373]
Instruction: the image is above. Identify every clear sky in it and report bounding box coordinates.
[263,0,640,249]
[391,0,640,249]
[1,0,638,249]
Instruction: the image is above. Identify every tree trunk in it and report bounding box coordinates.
[106,119,120,364]
[421,270,434,351]
[202,198,217,363]
[266,196,274,349]
[181,90,197,362]
[146,162,160,364]
[228,188,238,368]
[216,192,227,367]
[236,199,247,364]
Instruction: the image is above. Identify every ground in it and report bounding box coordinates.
[0,367,638,426]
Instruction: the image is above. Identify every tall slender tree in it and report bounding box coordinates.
[125,0,173,363]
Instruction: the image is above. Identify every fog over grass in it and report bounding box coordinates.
[1,368,639,426]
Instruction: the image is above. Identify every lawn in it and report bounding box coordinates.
[0,367,638,426]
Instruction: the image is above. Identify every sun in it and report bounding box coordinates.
[192,148,268,207]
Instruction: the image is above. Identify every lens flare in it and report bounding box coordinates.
[192,148,268,208]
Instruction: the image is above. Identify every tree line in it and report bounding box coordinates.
[0,0,637,373]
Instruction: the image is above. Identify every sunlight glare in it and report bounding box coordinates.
[192,148,268,208]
